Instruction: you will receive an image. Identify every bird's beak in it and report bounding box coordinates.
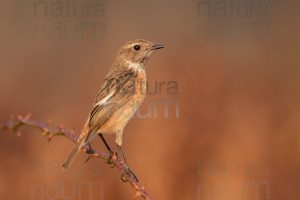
[152,44,164,50]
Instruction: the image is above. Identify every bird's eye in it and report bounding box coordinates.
[133,45,141,51]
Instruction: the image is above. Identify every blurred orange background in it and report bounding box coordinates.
[0,0,300,199]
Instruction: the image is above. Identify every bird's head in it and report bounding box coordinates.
[117,39,164,66]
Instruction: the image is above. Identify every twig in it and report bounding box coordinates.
[0,114,152,200]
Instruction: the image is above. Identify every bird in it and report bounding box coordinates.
[62,39,164,173]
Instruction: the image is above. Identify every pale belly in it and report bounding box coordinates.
[98,70,146,135]
[99,98,144,134]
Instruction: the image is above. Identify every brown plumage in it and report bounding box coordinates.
[63,39,164,169]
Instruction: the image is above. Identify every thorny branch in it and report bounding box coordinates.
[0,114,152,200]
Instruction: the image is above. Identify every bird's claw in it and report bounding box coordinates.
[120,165,138,182]
[86,148,95,154]
[107,151,116,168]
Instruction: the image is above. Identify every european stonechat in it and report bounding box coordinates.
[63,39,164,170]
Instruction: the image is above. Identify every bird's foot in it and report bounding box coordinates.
[107,150,116,168]
[85,143,95,154]
[85,144,95,163]
[120,163,139,182]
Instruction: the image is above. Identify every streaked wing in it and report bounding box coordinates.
[84,68,137,142]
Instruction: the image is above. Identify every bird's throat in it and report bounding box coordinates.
[126,60,144,72]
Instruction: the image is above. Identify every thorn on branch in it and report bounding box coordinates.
[85,156,94,163]
[24,113,32,120]
[17,132,22,137]
[47,134,54,142]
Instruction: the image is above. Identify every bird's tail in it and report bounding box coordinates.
[62,139,85,170]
